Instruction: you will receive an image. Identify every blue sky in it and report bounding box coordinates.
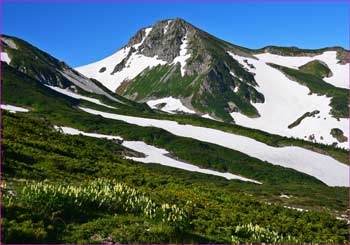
[2,1,349,67]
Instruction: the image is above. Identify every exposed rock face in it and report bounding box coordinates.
[127,28,147,47]
[140,19,189,62]
[127,18,212,75]
[116,18,264,121]
[111,47,135,75]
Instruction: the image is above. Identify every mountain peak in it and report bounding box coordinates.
[126,18,197,64]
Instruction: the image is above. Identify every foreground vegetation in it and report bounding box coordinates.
[2,111,349,243]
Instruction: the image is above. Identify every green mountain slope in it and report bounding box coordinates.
[3,111,349,244]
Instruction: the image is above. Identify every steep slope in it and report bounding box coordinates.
[1,34,140,106]
[75,18,349,147]
[76,18,264,122]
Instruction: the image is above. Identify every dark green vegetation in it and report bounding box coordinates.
[299,60,332,78]
[118,64,197,99]
[331,128,348,143]
[269,63,349,118]
[288,110,320,129]
[2,111,349,243]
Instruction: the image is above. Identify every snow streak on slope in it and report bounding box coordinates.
[54,126,123,141]
[147,97,196,114]
[228,52,349,149]
[256,51,349,89]
[1,52,11,64]
[163,20,171,34]
[172,35,191,76]
[54,126,260,183]
[75,27,167,92]
[46,85,116,109]
[202,114,218,121]
[122,141,261,183]
[79,107,349,187]
[1,104,29,113]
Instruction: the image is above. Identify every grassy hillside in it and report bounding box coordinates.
[2,111,349,243]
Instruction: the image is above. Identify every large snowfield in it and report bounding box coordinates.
[79,106,349,187]
[75,27,167,92]
[54,126,260,183]
[228,51,349,149]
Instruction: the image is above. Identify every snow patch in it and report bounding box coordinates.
[172,35,191,76]
[79,107,350,187]
[123,141,261,183]
[1,52,11,64]
[280,194,292,199]
[147,97,196,114]
[228,52,349,149]
[256,51,349,89]
[54,125,260,183]
[46,85,116,109]
[202,114,218,121]
[1,104,29,113]
[75,27,167,92]
[75,47,130,91]
[110,53,166,91]
[164,20,171,34]
[54,126,123,141]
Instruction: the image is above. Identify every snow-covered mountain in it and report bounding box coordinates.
[75,18,349,148]
[2,31,349,186]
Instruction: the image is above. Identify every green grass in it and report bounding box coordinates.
[299,60,332,78]
[120,64,198,99]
